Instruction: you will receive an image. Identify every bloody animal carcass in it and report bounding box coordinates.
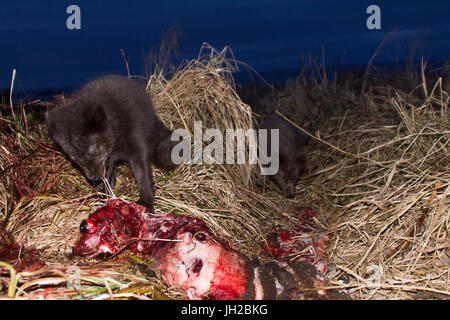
[73,199,349,300]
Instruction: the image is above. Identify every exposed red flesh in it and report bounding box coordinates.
[0,226,46,272]
[73,199,349,300]
[158,231,249,300]
[73,199,250,299]
[262,207,330,273]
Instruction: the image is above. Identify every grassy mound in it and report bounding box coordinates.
[0,44,448,299]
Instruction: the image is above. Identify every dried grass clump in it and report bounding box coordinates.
[149,43,257,186]
[0,44,448,299]
[295,70,449,299]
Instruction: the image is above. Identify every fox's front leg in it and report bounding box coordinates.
[129,154,154,212]
[104,155,117,189]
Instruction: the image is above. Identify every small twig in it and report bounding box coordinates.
[96,237,182,261]
[101,177,116,199]
[120,49,131,78]
[0,262,17,298]
[104,279,114,299]
[275,110,353,157]
[9,69,16,121]
[385,182,439,260]
[361,31,396,95]
[0,149,38,177]
[21,103,29,136]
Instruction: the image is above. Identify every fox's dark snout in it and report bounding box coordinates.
[79,164,103,182]
[285,191,295,199]
[91,176,102,185]
[281,182,296,198]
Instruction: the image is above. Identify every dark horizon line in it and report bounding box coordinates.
[2,58,449,102]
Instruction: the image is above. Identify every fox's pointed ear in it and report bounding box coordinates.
[84,103,106,133]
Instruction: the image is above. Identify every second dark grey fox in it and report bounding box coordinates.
[257,114,309,198]
[45,75,178,212]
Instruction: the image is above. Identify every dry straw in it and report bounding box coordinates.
[0,43,449,299]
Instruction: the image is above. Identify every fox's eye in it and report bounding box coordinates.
[87,145,99,156]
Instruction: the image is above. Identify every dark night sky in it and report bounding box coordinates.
[1,1,449,95]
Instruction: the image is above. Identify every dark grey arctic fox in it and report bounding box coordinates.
[256,114,309,198]
[45,75,178,212]
[238,85,310,197]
